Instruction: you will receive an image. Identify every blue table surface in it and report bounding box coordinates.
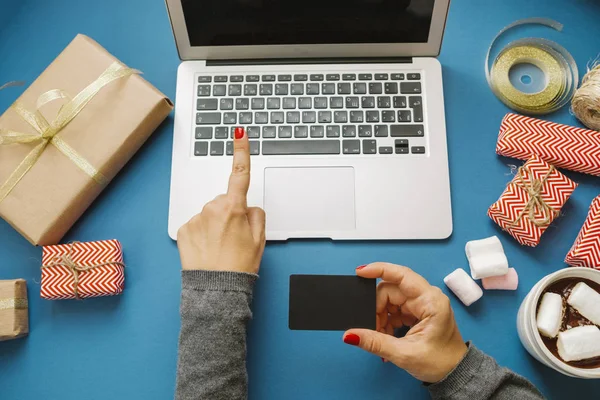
[2,0,600,398]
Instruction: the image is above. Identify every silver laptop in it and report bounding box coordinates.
[166,0,452,240]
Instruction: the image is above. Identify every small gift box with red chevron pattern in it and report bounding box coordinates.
[488,155,577,247]
[41,239,125,300]
[566,195,600,269]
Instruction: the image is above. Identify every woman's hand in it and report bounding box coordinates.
[177,127,266,274]
[343,263,468,383]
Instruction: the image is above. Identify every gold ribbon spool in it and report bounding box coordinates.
[486,18,579,115]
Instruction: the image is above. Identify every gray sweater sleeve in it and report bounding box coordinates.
[428,343,545,400]
[175,270,257,400]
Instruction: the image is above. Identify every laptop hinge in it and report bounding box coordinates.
[207,57,412,66]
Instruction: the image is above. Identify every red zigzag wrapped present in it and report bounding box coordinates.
[41,239,125,300]
[565,195,600,269]
[488,155,577,247]
[496,113,600,176]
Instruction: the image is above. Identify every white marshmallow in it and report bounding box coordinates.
[465,236,509,279]
[444,268,483,306]
[557,325,600,362]
[536,292,564,338]
[567,282,600,326]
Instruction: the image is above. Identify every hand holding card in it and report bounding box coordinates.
[344,263,468,384]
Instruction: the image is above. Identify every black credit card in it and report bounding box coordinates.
[289,274,376,331]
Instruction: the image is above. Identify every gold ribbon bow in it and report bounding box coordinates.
[0,62,140,203]
[510,165,559,227]
[41,242,125,300]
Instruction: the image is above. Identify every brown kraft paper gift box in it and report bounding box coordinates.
[0,34,173,245]
[0,279,28,341]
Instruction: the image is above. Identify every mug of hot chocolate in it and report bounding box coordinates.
[517,267,600,378]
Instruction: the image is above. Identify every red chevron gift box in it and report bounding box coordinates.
[565,195,600,269]
[488,155,577,247]
[41,239,125,300]
[496,113,600,176]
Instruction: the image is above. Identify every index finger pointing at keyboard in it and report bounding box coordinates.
[227,127,251,201]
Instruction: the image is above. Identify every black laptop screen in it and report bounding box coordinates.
[181,0,435,47]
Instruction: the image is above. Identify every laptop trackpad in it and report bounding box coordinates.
[264,167,356,233]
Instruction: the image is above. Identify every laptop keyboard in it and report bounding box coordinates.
[193,72,426,156]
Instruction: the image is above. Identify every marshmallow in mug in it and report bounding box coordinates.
[557,325,600,362]
[444,268,483,306]
[465,236,509,279]
[567,282,600,326]
[536,292,564,338]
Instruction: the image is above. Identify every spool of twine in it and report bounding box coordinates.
[572,63,600,131]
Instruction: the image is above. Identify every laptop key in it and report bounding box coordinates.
[194,141,209,156]
[256,112,269,124]
[236,98,249,110]
[343,125,357,137]
[366,111,379,122]
[379,146,393,154]
[382,111,395,122]
[326,125,341,137]
[385,82,398,94]
[401,82,421,94]
[262,140,341,155]
[306,83,320,95]
[251,98,265,110]
[299,97,312,109]
[213,85,227,96]
[391,73,405,80]
[197,85,211,96]
[314,97,328,109]
[229,85,242,96]
[342,140,360,154]
[215,127,228,139]
[226,141,233,155]
[377,96,391,108]
[262,75,276,82]
[278,74,292,81]
[318,111,332,123]
[363,140,377,154]
[195,127,213,139]
[278,126,293,138]
[330,97,344,109]
[369,82,383,94]
[410,96,424,122]
[196,112,221,125]
[334,111,348,123]
[267,98,280,109]
[412,146,426,154]
[246,75,260,82]
[220,98,234,110]
[326,74,340,81]
[353,83,367,94]
[359,73,372,80]
[283,97,296,109]
[275,84,288,95]
[310,126,325,138]
[291,84,304,95]
[338,83,351,94]
[210,141,224,156]
[259,84,273,95]
[302,111,317,123]
[294,74,308,81]
[286,111,301,124]
[391,125,424,137]
[294,126,308,138]
[310,74,324,81]
[393,96,407,108]
[244,84,258,96]
[223,112,237,124]
[408,73,421,80]
[271,112,284,124]
[375,73,389,80]
[197,99,218,110]
[342,74,356,81]
[346,96,360,109]
[398,110,412,122]
[262,126,276,138]
[250,141,260,155]
[362,96,375,108]
[359,125,372,137]
[375,125,389,137]
[322,83,336,95]
[214,75,228,82]
[247,127,261,138]
[350,111,364,123]
[230,75,244,82]
[239,112,253,124]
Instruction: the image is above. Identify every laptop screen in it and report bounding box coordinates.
[181,0,435,47]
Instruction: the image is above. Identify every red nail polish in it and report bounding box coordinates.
[356,265,367,270]
[381,357,386,363]
[343,333,360,346]
[235,127,245,139]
